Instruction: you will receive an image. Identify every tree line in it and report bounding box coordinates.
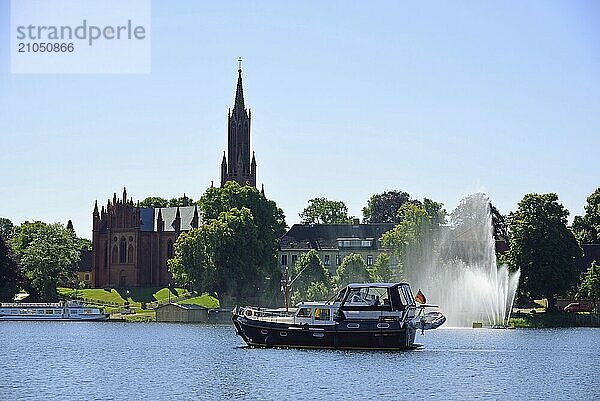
[2,186,598,308]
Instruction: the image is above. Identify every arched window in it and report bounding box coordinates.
[127,244,134,264]
[119,237,127,263]
[104,242,108,267]
[167,239,174,259]
[112,245,118,264]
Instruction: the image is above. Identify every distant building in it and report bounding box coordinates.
[155,303,209,323]
[77,249,93,287]
[91,188,201,288]
[278,222,396,275]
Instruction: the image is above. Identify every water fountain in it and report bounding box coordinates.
[402,193,520,327]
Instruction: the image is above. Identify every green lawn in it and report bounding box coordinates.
[57,287,191,307]
[183,294,220,309]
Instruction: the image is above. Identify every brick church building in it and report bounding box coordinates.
[91,63,258,287]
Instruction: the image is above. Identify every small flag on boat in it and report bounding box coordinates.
[415,289,426,304]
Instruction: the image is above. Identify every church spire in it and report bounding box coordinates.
[233,57,245,113]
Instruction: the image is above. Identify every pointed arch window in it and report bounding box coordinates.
[167,239,174,259]
[127,244,134,264]
[112,245,119,264]
[119,237,127,263]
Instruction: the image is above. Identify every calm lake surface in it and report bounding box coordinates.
[2,322,598,401]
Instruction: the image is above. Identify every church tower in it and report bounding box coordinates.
[220,59,257,187]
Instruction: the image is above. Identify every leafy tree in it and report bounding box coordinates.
[168,194,194,207]
[290,250,330,301]
[335,253,369,288]
[572,188,600,244]
[506,193,582,308]
[0,236,21,301]
[578,261,600,311]
[10,222,80,301]
[368,253,394,282]
[299,197,351,224]
[170,207,259,301]
[362,191,413,224]
[77,238,92,251]
[169,225,215,293]
[139,197,169,208]
[491,204,509,243]
[423,198,447,226]
[173,182,286,302]
[0,217,14,240]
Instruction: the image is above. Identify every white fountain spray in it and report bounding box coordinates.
[402,193,520,327]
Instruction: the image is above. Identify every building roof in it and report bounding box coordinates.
[156,302,207,310]
[78,250,92,272]
[139,206,199,232]
[279,223,395,251]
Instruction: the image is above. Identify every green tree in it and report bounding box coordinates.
[578,261,600,311]
[423,198,447,226]
[139,197,169,208]
[368,253,394,282]
[335,253,369,288]
[170,207,259,301]
[381,203,432,278]
[10,222,80,301]
[572,188,600,244]
[0,236,21,301]
[299,197,351,224]
[506,193,582,308]
[173,182,286,302]
[0,217,14,240]
[362,191,413,224]
[168,194,194,207]
[169,225,215,293]
[290,250,330,302]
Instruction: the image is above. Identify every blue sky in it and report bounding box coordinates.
[1,1,599,239]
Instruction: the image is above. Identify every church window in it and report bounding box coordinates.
[127,244,134,263]
[291,254,298,265]
[112,245,118,264]
[367,255,373,266]
[324,255,330,266]
[167,239,174,259]
[119,237,127,263]
[281,254,288,266]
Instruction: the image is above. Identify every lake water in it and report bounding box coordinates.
[2,322,598,401]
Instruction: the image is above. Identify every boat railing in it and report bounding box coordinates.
[0,302,62,308]
[237,306,295,323]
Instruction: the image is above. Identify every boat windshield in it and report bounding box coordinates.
[346,287,390,307]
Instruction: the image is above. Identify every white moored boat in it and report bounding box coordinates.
[0,300,109,321]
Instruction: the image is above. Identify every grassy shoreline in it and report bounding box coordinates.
[510,312,600,328]
[58,287,220,322]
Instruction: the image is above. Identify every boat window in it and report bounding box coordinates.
[54,310,62,314]
[70,309,78,314]
[314,308,331,321]
[297,307,312,318]
[45,310,54,315]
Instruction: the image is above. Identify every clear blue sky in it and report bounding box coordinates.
[1,1,599,239]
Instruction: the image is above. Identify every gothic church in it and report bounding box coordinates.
[91,64,259,287]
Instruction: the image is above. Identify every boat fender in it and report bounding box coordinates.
[245,308,254,318]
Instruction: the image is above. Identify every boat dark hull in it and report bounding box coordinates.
[232,315,417,350]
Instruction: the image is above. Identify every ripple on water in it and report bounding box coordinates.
[1,323,598,401]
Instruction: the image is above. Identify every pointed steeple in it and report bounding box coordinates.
[93,200,99,215]
[173,206,181,232]
[122,187,127,203]
[191,205,199,229]
[156,208,164,232]
[261,184,265,197]
[234,57,245,113]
